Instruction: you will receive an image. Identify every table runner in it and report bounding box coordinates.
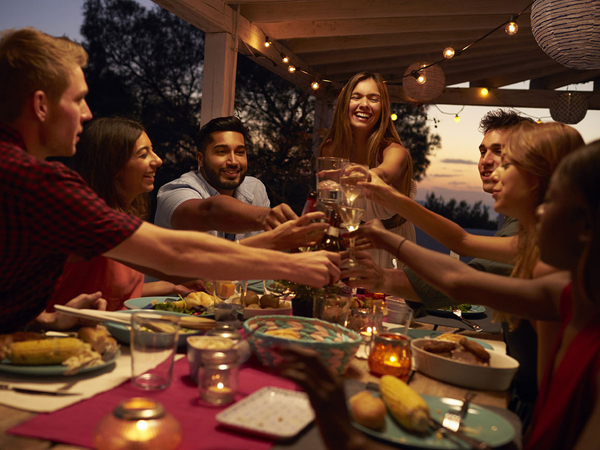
[9,357,299,449]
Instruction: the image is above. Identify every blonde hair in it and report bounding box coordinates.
[498,122,584,327]
[0,28,88,123]
[318,72,413,197]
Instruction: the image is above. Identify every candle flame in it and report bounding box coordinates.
[136,420,148,431]
[217,382,224,389]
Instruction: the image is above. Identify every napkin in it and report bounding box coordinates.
[0,348,183,413]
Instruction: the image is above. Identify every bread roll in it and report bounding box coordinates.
[78,327,118,355]
[349,391,387,431]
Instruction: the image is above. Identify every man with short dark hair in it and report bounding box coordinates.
[155,116,302,246]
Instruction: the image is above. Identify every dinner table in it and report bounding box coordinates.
[0,321,522,450]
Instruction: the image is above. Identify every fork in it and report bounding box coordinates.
[451,307,483,332]
[443,391,476,432]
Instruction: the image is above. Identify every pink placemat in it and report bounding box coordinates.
[9,357,299,449]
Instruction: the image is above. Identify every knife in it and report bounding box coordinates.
[0,383,82,396]
[429,417,491,449]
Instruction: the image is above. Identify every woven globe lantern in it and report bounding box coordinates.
[531,0,600,70]
[549,92,588,124]
[403,62,445,102]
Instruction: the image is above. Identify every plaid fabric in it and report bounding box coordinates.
[0,124,143,332]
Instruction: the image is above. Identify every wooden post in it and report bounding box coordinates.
[201,32,237,126]
[312,97,335,157]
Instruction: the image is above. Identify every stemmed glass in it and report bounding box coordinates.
[340,188,366,268]
[340,163,370,204]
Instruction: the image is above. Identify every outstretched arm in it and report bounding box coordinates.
[104,222,341,288]
[355,219,567,321]
[361,173,518,263]
[370,143,411,185]
[171,197,297,232]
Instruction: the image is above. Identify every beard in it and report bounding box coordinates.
[202,165,246,192]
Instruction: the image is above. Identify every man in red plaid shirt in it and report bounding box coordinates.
[0,28,340,333]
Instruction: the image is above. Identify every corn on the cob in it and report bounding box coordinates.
[379,375,430,433]
[6,338,85,365]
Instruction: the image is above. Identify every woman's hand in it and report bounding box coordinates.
[362,171,402,208]
[352,219,391,250]
[341,251,385,291]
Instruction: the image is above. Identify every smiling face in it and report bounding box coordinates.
[197,131,247,196]
[348,78,382,133]
[478,129,506,193]
[490,153,539,225]
[117,132,162,203]
[42,65,92,158]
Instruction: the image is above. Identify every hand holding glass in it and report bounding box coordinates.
[340,163,370,204]
[340,191,366,268]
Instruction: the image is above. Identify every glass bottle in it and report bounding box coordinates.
[301,190,318,216]
[319,212,345,252]
[94,398,182,450]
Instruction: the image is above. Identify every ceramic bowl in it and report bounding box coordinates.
[411,338,519,391]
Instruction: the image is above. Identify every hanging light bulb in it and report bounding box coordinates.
[280,53,289,64]
[391,113,398,121]
[288,65,296,73]
[537,119,543,124]
[443,47,455,59]
[480,87,489,96]
[264,36,272,47]
[311,79,320,90]
[505,16,518,35]
[454,114,460,123]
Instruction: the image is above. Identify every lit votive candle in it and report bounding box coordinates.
[198,351,238,405]
[368,333,412,380]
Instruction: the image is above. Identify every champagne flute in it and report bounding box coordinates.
[340,163,369,205]
[340,191,366,268]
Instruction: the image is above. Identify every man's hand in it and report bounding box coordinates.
[340,251,385,291]
[35,292,107,331]
[288,250,341,287]
[263,203,298,231]
[267,212,328,250]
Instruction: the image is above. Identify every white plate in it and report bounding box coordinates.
[216,386,315,440]
[411,338,519,391]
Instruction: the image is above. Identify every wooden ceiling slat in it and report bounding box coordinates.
[530,70,600,90]
[238,0,530,22]
[259,15,532,40]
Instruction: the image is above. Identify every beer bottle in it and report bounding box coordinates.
[301,191,318,216]
[318,212,345,252]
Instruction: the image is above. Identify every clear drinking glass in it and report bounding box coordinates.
[130,313,180,390]
[340,163,370,205]
[316,157,348,204]
[340,190,366,268]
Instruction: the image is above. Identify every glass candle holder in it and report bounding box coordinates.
[198,351,239,405]
[368,332,412,381]
[346,308,383,354]
[94,398,182,450]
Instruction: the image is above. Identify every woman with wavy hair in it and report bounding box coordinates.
[319,72,415,268]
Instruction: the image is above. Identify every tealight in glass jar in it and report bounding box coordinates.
[94,397,182,450]
[198,351,239,405]
[368,332,412,381]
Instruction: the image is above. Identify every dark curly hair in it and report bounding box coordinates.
[197,116,249,155]
[478,109,534,135]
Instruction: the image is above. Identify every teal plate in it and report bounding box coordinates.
[425,305,486,318]
[397,329,493,350]
[123,296,214,318]
[0,349,120,376]
[353,394,515,449]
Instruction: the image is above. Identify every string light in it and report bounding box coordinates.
[280,53,289,64]
[411,70,426,84]
[537,119,543,124]
[480,87,489,96]
[443,47,455,59]
[505,16,518,35]
[264,36,272,48]
[454,114,461,123]
[391,113,398,121]
[288,65,296,73]
[311,79,320,90]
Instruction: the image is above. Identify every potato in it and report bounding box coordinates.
[246,304,261,309]
[244,290,259,306]
[259,294,279,309]
[349,391,386,431]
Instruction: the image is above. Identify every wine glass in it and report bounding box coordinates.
[340,189,366,268]
[340,163,369,205]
